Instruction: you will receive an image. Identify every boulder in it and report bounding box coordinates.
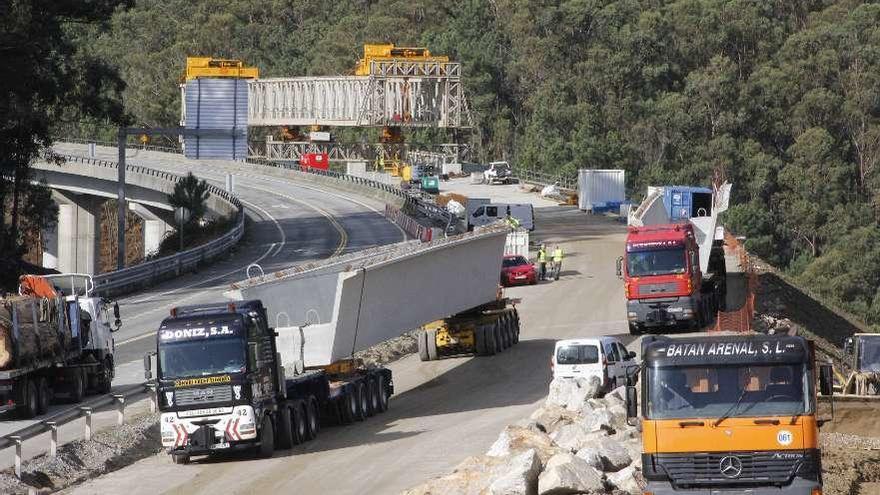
[403,455,505,495]
[597,438,632,472]
[549,423,604,453]
[487,425,563,464]
[530,405,578,434]
[607,465,642,494]
[488,449,541,495]
[574,447,603,470]
[547,376,601,411]
[585,408,615,433]
[538,453,604,495]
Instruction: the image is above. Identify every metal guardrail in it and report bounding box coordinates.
[513,166,578,192]
[56,153,245,297]
[62,137,182,154]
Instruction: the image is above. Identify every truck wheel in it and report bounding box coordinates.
[97,357,113,394]
[341,387,357,424]
[37,377,50,415]
[171,453,190,465]
[69,370,85,404]
[484,325,497,356]
[426,329,438,361]
[355,383,368,421]
[494,324,503,353]
[628,323,642,336]
[257,416,275,458]
[376,376,389,412]
[293,403,307,444]
[368,378,380,416]
[17,379,39,419]
[474,326,486,356]
[511,314,520,344]
[277,406,294,449]
[306,396,319,439]
[418,331,430,361]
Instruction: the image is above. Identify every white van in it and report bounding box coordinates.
[551,337,637,391]
[467,203,535,231]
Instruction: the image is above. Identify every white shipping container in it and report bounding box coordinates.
[578,169,625,211]
[504,228,530,257]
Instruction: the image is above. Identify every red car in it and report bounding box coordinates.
[501,255,537,286]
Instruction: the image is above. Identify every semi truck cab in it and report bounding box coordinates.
[627,335,833,495]
[156,301,280,460]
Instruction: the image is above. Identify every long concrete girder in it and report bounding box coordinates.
[0,144,405,454]
[59,179,632,495]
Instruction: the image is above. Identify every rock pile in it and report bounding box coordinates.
[403,376,644,495]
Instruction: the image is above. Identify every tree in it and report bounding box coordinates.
[168,173,210,224]
[0,0,130,287]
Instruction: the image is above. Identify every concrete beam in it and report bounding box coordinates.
[50,191,103,275]
[129,203,172,256]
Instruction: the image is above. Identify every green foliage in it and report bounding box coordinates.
[168,173,210,224]
[68,0,880,325]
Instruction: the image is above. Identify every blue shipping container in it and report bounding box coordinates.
[662,186,713,221]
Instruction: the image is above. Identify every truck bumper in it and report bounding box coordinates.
[644,478,821,495]
[627,296,698,327]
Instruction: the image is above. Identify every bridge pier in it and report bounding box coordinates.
[47,191,102,275]
[129,203,172,256]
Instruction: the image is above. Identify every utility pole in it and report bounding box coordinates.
[117,130,127,270]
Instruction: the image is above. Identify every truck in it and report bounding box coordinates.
[841,333,880,395]
[626,334,834,495]
[617,184,731,335]
[483,161,513,185]
[0,274,119,418]
[153,300,392,464]
[418,299,520,361]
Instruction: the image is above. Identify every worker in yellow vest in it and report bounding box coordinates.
[551,245,564,280]
[537,244,547,281]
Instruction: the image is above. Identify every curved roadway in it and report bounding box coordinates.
[0,144,404,438]
[66,180,631,495]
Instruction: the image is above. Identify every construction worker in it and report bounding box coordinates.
[537,244,548,281]
[505,212,521,229]
[552,245,564,280]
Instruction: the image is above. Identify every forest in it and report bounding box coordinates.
[5,0,880,328]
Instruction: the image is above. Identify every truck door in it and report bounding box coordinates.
[246,313,276,406]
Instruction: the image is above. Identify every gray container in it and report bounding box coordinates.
[578,169,625,211]
[183,78,248,160]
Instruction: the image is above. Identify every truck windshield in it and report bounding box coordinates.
[647,364,808,420]
[627,248,686,277]
[859,337,880,372]
[158,338,246,379]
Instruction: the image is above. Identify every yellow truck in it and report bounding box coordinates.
[626,334,833,495]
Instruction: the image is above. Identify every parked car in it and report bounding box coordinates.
[501,255,537,286]
[551,337,637,392]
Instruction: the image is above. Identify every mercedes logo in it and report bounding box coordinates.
[719,456,743,478]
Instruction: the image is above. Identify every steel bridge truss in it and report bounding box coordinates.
[248,61,473,128]
[260,139,466,165]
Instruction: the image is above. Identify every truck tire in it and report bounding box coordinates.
[341,387,357,424]
[418,331,430,361]
[17,379,39,419]
[474,326,486,355]
[69,369,85,404]
[494,324,503,353]
[368,377,380,416]
[37,377,50,415]
[172,453,190,465]
[257,416,275,458]
[97,357,113,394]
[628,322,643,336]
[277,405,294,449]
[355,383,368,421]
[511,311,520,344]
[307,396,320,437]
[426,329,438,361]
[502,318,512,348]
[376,375,389,412]
[293,402,307,444]
[484,325,497,356]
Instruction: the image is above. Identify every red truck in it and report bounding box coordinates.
[616,185,731,335]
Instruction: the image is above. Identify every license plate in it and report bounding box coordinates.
[515,275,527,279]
[212,442,230,449]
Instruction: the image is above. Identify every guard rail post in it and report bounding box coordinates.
[79,406,93,441]
[10,435,22,478]
[147,383,158,413]
[45,421,58,457]
[113,394,126,426]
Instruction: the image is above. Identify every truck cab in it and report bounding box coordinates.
[627,335,833,495]
[157,300,280,461]
[620,223,724,333]
[842,333,880,395]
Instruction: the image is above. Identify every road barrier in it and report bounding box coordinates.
[713,233,757,333]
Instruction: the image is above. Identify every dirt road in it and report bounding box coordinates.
[65,184,629,494]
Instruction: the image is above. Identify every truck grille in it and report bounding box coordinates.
[656,451,808,487]
[175,385,232,407]
[638,282,678,296]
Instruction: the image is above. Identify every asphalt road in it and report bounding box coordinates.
[65,180,632,495]
[0,144,404,441]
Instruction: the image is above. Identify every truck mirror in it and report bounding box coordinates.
[616,257,623,279]
[628,351,637,360]
[625,385,638,420]
[143,353,152,381]
[819,362,834,397]
[843,337,853,355]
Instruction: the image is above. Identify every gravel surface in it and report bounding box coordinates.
[354,329,420,366]
[0,412,160,494]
